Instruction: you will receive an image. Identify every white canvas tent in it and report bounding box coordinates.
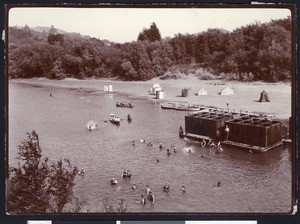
[156,90,165,99]
[196,87,208,96]
[218,86,234,95]
[104,85,113,92]
[150,83,162,94]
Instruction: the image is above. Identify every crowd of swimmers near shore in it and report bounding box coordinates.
[131,136,225,164]
[107,137,224,205]
[110,173,187,205]
[110,172,221,205]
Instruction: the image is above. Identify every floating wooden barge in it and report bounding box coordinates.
[184,111,283,152]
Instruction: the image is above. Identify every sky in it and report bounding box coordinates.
[8,7,291,43]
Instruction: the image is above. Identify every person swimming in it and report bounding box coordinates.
[217,147,224,153]
[121,170,132,178]
[163,183,170,192]
[131,184,137,190]
[148,192,155,203]
[159,143,163,150]
[110,177,118,185]
[208,139,216,147]
[140,195,146,205]
[167,149,171,157]
[201,139,207,147]
[78,169,85,176]
[182,186,186,193]
[145,185,151,194]
[140,139,145,143]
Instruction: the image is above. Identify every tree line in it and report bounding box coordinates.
[8,19,292,82]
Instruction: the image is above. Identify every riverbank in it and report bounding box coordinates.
[10,76,292,120]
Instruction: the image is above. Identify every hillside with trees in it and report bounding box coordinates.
[8,18,292,82]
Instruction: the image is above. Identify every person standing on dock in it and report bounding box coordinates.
[179,126,184,138]
[224,125,230,142]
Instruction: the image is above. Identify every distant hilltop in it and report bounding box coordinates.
[30,26,68,34]
[10,25,90,39]
[12,25,67,34]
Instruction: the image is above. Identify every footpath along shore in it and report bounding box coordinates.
[10,77,292,121]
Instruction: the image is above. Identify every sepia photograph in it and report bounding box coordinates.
[6,5,295,214]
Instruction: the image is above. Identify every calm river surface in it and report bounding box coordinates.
[8,82,293,213]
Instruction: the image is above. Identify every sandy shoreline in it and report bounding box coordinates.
[10,77,292,121]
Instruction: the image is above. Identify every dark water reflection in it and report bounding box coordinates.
[8,82,293,213]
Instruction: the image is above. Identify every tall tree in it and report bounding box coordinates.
[137,22,161,42]
[7,131,79,214]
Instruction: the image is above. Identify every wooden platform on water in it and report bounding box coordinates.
[184,133,283,152]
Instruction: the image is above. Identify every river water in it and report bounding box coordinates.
[8,82,293,213]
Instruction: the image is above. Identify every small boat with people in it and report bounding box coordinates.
[109,114,121,125]
[116,101,133,108]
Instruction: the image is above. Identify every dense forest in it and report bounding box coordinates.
[8,18,292,82]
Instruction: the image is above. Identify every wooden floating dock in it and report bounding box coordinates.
[184,110,285,152]
[184,133,284,152]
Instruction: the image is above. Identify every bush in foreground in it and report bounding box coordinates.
[7,131,80,214]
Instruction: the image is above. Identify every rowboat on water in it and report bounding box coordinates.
[109,114,121,125]
[175,105,201,111]
[116,101,134,108]
[161,102,178,109]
